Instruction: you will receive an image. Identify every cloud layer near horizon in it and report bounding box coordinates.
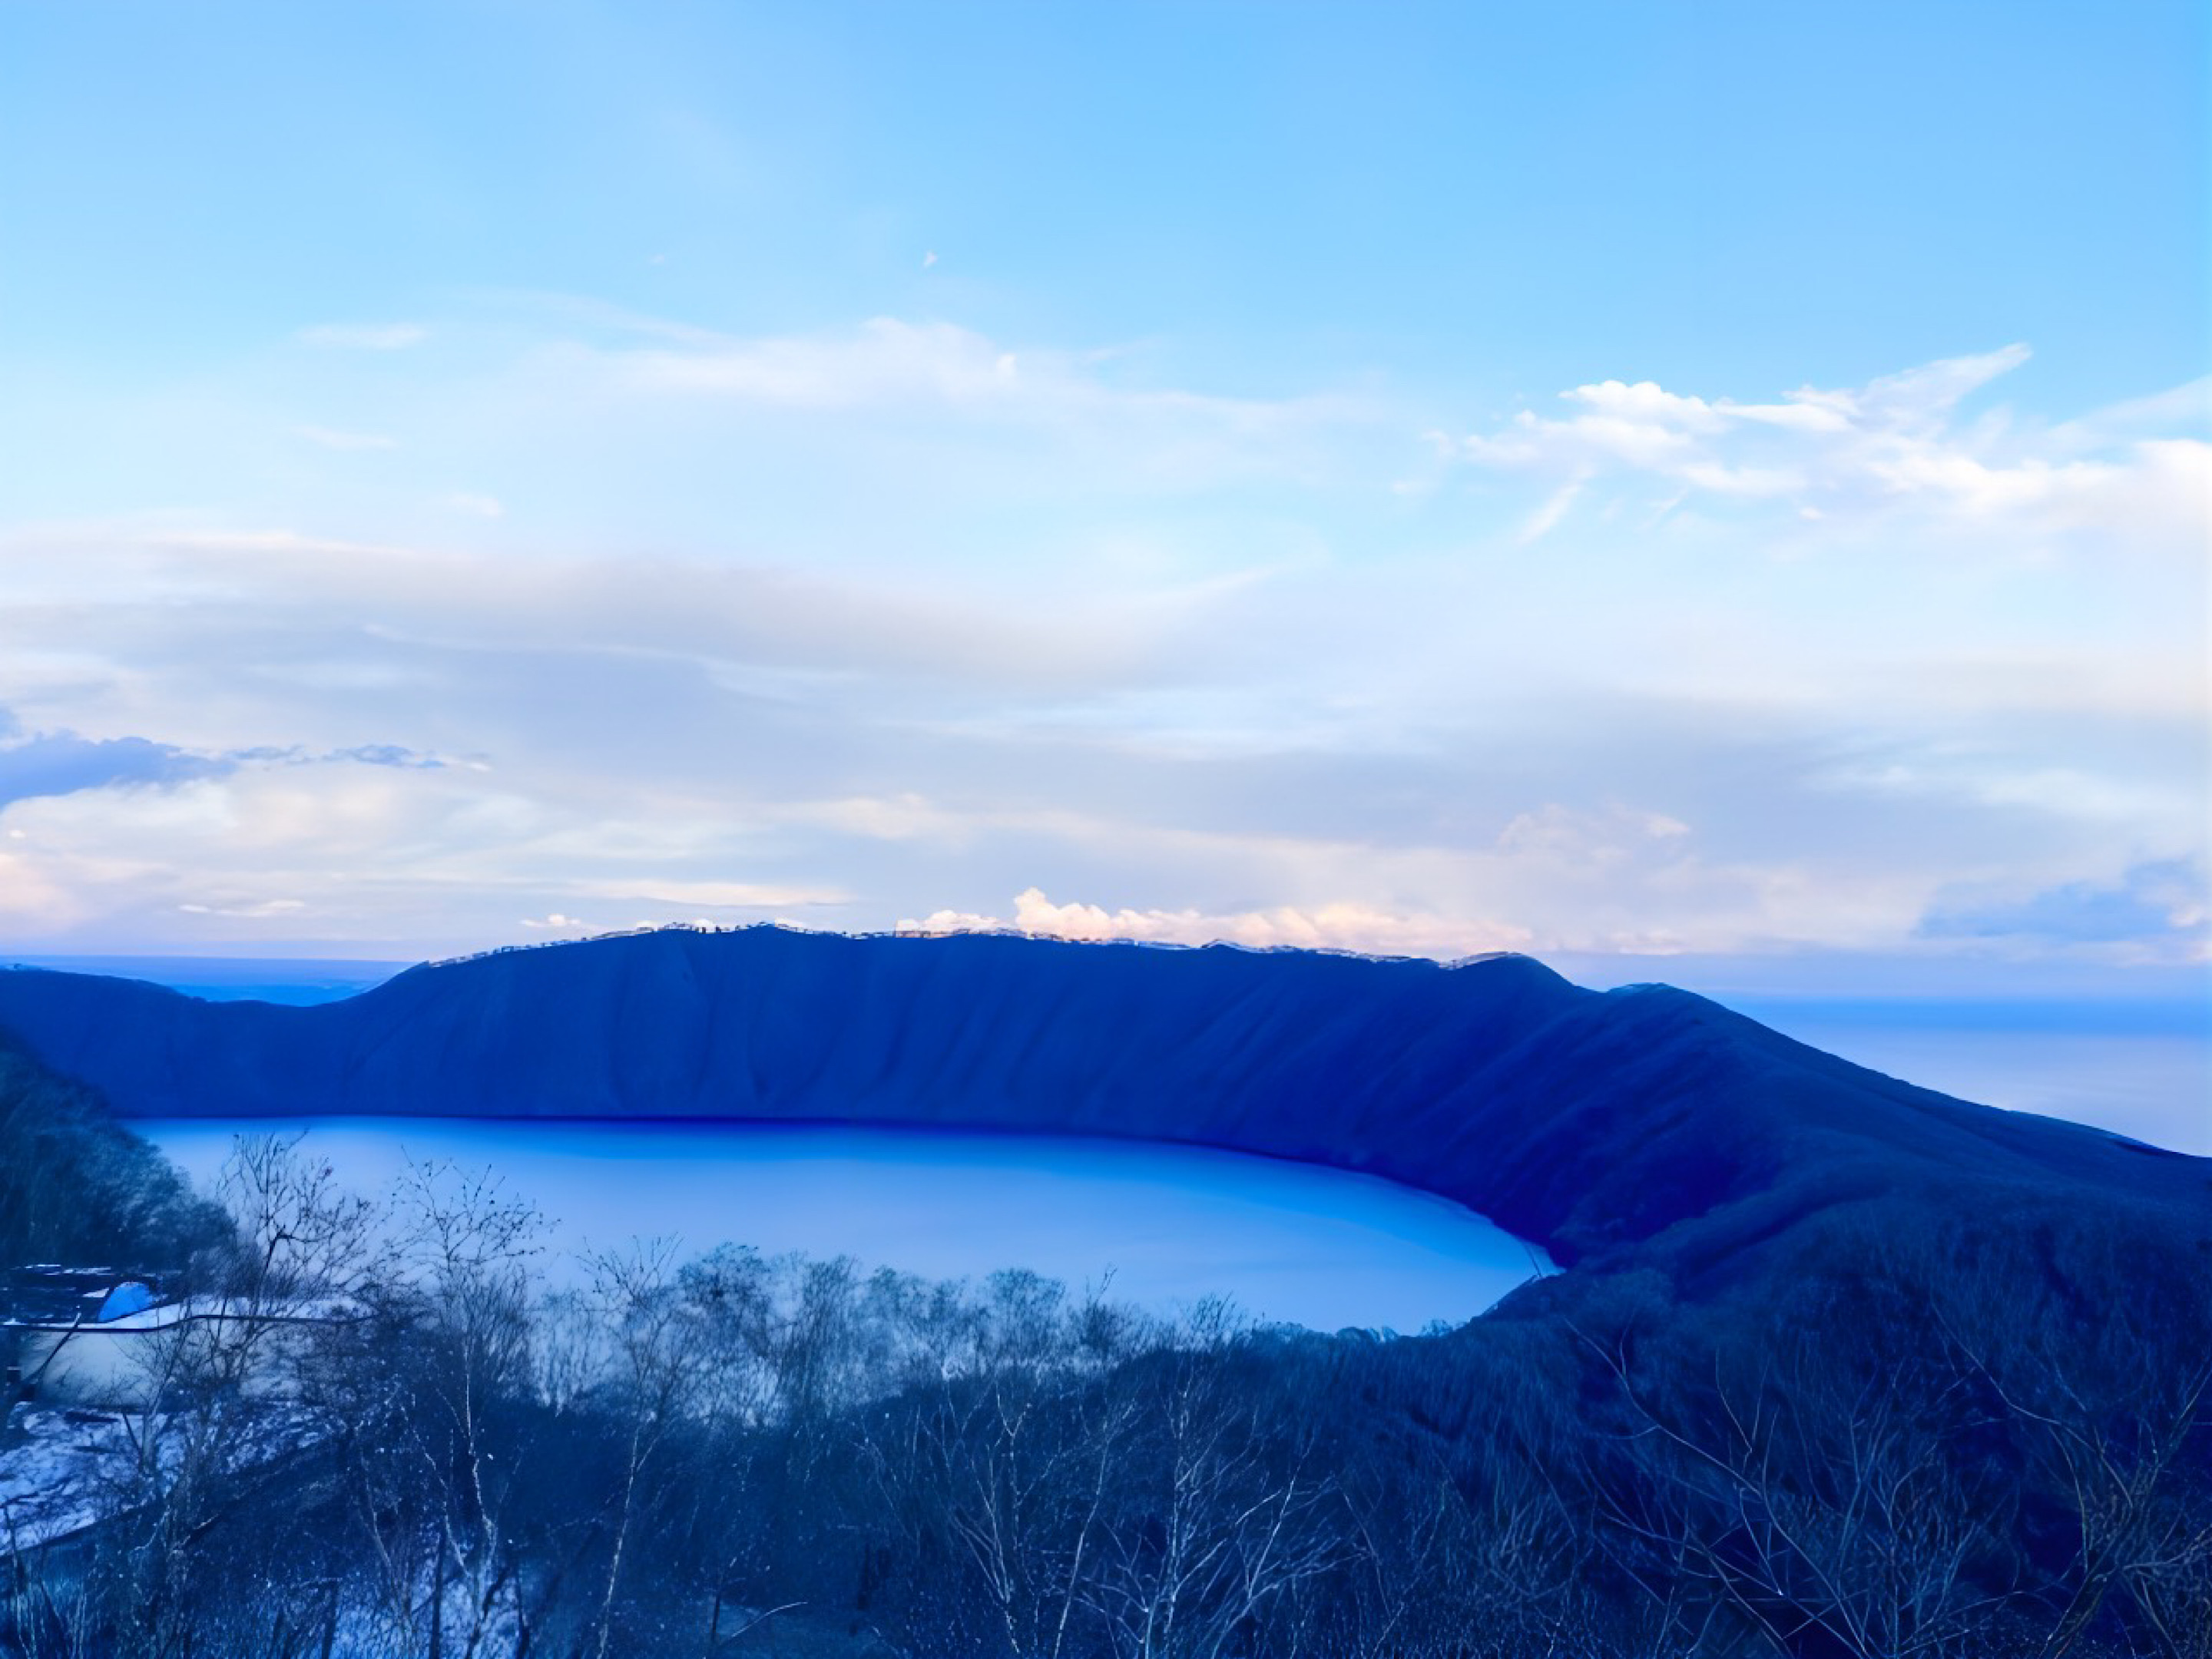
[0,306,2204,978]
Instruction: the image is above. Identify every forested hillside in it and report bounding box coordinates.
[0,1036,226,1272]
[2,938,2207,1656]
[2,929,2201,1270]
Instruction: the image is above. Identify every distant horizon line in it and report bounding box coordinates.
[6,922,2208,1019]
[7,919,1530,976]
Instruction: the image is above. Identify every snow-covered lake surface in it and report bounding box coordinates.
[138,1118,1550,1333]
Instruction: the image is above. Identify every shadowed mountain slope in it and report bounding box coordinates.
[1,928,2204,1275]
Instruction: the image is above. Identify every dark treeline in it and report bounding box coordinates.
[2,1049,2207,1657]
[0,1038,228,1271]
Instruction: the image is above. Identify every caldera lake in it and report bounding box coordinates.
[137,1118,1549,1333]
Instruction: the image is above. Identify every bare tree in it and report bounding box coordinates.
[573,1238,700,1659]
[368,1155,547,1659]
[70,1135,379,1657]
[1930,1313,2212,1658]
[1089,1300,1339,1659]
[1581,1318,2037,1659]
[856,1269,1153,1659]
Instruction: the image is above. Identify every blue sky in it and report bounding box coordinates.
[1,2,2205,999]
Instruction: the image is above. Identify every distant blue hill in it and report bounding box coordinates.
[3,954,405,1006]
[2,927,2201,1283]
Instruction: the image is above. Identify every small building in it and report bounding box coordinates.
[6,1270,362,1411]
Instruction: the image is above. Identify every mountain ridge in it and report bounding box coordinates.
[0,927,2202,1277]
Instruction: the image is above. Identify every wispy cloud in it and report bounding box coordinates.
[439,491,505,519]
[297,322,427,350]
[0,330,2199,975]
[1458,346,2210,554]
[81,526,1227,693]
[1517,474,1585,543]
[571,314,1368,445]
[898,887,1533,959]
[0,717,229,808]
[1919,856,2209,959]
[568,878,848,909]
[226,742,445,770]
[299,425,399,451]
[177,897,307,919]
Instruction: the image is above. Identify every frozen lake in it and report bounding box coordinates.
[138,1118,1550,1333]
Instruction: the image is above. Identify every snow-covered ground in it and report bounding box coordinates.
[0,1401,329,1553]
[0,1406,127,1549]
[139,1119,1550,1333]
